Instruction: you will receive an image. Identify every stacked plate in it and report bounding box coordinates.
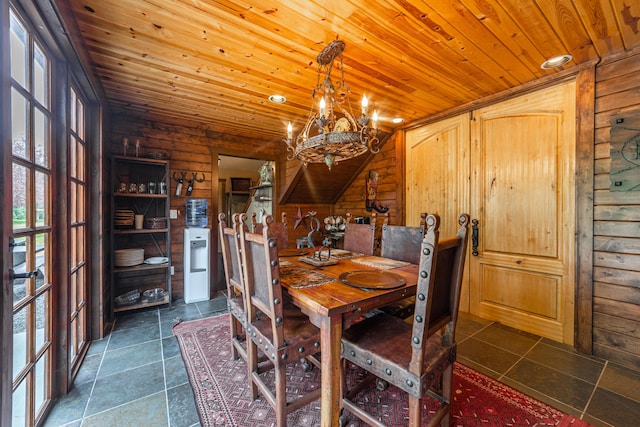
[145,217,168,229]
[115,209,135,228]
[114,248,144,267]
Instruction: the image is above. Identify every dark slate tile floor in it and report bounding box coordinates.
[43,295,228,427]
[43,296,639,426]
[456,312,640,427]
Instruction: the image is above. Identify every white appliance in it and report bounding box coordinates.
[184,228,210,303]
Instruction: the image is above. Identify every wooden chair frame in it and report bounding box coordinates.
[217,212,248,361]
[340,213,470,427]
[239,213,322,427]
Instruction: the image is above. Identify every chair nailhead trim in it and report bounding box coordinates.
[423,248,430,255]
[418,293,425,301]
[406,379,414,387]
[314,342,320,347]
[350,351,355,356]
[415,315,423,323]
[271,260,278,266]
[413,337,420,344]
[282,354,287,360]
[272,278,279,285]
[366,359,372,365]
[269,241,276,248]
[299,347,304,353]
[276,317,282,324]
[385,368,392,375]
[274,298,280,304]
[421,271,428,278]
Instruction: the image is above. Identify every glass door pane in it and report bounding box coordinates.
[68,86,89,378]
[9,8,53,426]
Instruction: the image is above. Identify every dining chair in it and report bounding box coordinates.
[252,211,289,249]
[377,212,428,319]
[217,212,248,361]
[343,212,378,255]
[380,212,427,264]
[238,213,322,427]
[340,213,470,427]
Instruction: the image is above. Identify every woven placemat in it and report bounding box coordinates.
[350,256,410,270]
[280,267,335,289]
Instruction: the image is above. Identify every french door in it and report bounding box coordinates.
[3,4,92,425]
[9,8,54,425]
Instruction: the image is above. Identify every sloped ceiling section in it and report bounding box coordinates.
[280,132,391,205]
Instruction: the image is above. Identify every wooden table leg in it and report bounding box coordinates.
[320,314,342,427]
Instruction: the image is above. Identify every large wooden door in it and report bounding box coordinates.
[406,81,576,344]
[406,113,471,308]
[470,82,576,344]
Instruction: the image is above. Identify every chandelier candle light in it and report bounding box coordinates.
[285,39,380,169]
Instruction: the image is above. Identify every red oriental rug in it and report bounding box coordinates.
[173,314,592,427]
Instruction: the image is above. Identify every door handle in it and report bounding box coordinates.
[471,219,479,256]
[9,269,40,281]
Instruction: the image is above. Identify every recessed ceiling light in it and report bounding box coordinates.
[541,54,573,69]
[268,94,286,104]
[391,117,404,124]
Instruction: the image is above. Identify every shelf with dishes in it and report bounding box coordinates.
[113,263,170,273]
[112,253,170,311]
[113,287,169,312]
[110,155,172,316]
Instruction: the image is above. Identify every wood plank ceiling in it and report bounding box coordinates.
[63,0,640,142]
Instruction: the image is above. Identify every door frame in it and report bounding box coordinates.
[1,1,13,424]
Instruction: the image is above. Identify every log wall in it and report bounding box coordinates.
[592,49,640,371]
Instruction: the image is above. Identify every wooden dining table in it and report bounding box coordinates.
[278,250,419,426]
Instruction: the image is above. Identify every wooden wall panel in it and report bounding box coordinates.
[592,48,640,371]
[333,133,400,223]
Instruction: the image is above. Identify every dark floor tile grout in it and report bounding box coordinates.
[158,309,173,427]
[581,359,609,420]
[80,320,115,422]
[497,335,544,383]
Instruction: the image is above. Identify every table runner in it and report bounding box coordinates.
[350,255,410,270]
[328,249,362,259]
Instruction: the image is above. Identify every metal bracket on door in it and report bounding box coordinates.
[471,219,479,256]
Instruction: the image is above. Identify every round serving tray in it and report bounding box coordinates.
[339,270,406,290]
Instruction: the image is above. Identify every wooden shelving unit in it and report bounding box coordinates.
[110,155,172,316]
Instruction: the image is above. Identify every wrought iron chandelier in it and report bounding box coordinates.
[285,39,380,170]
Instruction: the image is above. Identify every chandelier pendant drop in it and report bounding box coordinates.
[285,39,380,169]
